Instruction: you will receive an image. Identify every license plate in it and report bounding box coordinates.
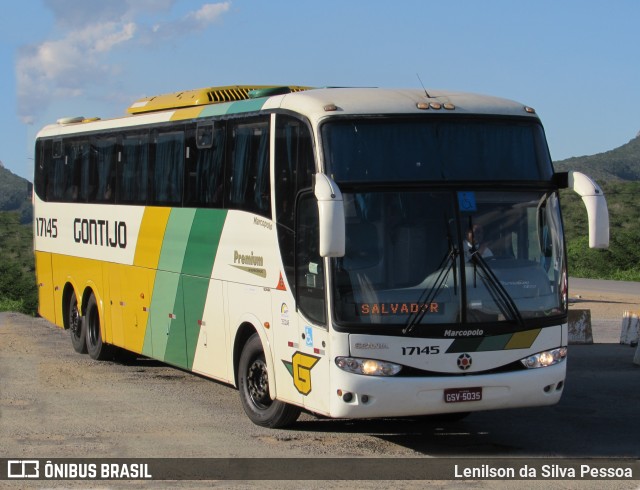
[444,387,482,403]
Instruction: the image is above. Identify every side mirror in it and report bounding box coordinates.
[314,174,345,257]
[567,171,610,249]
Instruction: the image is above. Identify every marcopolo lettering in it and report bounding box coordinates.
[73,218,127,249]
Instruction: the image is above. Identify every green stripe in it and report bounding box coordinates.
[157,208,197,272]
[477,334,511,351]
[144,270,181,359]
[226,98,267,114]
[164,275,187,366]
[200,103,233,118]
[446,337,483,354]
[182,209,227,277]
[183,276,210,370]
[144,208,227,369]
[199,98,267,118]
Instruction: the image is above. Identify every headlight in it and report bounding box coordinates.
[335,357,402,376]
[521,347,567,369]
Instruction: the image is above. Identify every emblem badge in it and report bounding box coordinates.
[457,353,472,370]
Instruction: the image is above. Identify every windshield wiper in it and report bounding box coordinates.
[469,250,524,325]
[403,224,459,335]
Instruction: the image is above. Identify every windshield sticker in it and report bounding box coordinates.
[458,192,477,212]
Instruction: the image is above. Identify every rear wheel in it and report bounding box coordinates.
[238,333,300,428]
[85,294,111,360]
[68,291,86,354]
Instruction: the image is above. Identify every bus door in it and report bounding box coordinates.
[292,193,330,414]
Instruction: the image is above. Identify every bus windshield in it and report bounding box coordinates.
[330,190,566,330]
[322,118,553,182]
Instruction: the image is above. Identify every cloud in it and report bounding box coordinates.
[151,2,230,39]
[16,1,231,123]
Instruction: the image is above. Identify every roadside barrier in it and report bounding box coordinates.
[568,309,593,344]
[620,310,640,345]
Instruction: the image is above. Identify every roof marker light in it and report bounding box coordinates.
[524,106,536,114]
[324,104,338,112]
[429,102,442,110]
[416,102,430,110]
[56,116,84,125]
[443,103,455,110]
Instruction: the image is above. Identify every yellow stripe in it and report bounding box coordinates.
[170,107,204,121]
[134,207,171,269]
[505,329,541,349]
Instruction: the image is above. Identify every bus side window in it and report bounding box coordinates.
[227,118,271,217]
[185,122,226,208]
[34,140,46,200]
[152,130,184,206]
[69,140,90,202]
[92,136,117,203]
[118,133,149,204]
[46,139,66,201]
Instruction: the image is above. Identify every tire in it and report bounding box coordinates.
[68,291,87,354]
[85,294,111,360]
[238,333,301,428]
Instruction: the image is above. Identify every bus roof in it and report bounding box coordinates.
[36,87,539,138]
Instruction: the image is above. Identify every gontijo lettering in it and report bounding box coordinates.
[73,218,127,248]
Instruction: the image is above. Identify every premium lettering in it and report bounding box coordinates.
[234,250,264,266]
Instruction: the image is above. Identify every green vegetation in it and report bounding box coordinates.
[556,134,640,282]
[561,181,640,281]
[0,165,36,314]
[0,210,37,314]
[0,164,32,223]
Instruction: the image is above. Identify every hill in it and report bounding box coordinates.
[0,164,32,223]
[554,133,640,182]
[555,133,640,281]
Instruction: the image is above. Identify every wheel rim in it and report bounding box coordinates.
[246,357,271,409]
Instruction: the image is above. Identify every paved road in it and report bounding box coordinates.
[1,312,638,489]
[569,277,640,296]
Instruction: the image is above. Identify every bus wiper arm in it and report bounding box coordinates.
[402,244,458,335]
[470,251,524,325]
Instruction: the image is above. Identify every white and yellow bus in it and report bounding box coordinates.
[33,85,609,427]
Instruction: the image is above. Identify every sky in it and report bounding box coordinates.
[1,0,639,180]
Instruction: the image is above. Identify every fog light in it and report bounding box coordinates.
[521,347,567,369]
[335,357,402,376]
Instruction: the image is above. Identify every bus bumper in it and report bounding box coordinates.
[328,361,566,419]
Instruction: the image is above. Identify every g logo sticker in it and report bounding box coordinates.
[283,352,320,395]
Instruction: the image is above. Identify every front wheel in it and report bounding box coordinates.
[238,333,300,428]
[68,291,86,354]
[85,294,111,361]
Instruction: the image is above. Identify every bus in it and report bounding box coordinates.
[33,85,609,428]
